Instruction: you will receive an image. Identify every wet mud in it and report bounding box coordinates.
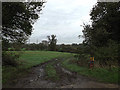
[4,58,119,88]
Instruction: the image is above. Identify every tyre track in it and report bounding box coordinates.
[6,58,119,88]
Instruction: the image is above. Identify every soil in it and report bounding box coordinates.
[4,58,119,88]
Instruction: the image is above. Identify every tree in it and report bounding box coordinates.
[2,2,45,66]
[47,35,57,51]
[81,2,120,67]
[2,2,45,43]
[82,2,120,47]
[90,2,120,44]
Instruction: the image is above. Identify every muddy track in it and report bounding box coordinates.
[5,58,119,88]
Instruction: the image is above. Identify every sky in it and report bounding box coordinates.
[29,0,97,44]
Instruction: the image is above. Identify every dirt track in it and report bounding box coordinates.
[5,58,119,88]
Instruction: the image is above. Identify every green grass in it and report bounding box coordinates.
[45,62,59,81]
[2,66,29,84]
[3,51,72,85]
[62,59,119,84]
[19,51,72,69]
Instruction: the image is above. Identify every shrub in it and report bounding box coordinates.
[8,48,15,51]
[94,40,119,68]
[21,48,26,51]
[74,54,90,67]
[2,51,20,67]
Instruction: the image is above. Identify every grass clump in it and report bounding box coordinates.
[45,63,59,81]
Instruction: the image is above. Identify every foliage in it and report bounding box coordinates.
[11,43,79,52]
[82,2,120,46]
[2,39,10,51]
[7,43,48,51]
[73,44,90,67]
[2,2,45,43]
[21,48,26,51]
[56,44,79,53]
[74,54,90,67]
[90,2,120,43]
[94,40,119,67]
[10,42,24,51]
[2,51,20,67]
[47,35,57,51]
[80,2,120,68]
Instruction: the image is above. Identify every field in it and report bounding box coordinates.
[3,51,119,87]
[18,51,72,68]
[3,51,73,84]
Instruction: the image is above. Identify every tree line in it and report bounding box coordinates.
[79,2,120,68]
[4,34,80,53]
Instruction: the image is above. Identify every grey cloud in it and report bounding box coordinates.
[30,0,97,44]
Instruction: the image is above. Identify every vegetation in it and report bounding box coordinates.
[2,2,45,43]
[47,35,57,51]
[45,62,59,81]
[2,51,72,84]
[2,2,119,87]
[19,51,71,68]
[79,2,120,68]
[7,43,79,53]
[2,51,20,67]
[56,43,79,53]
[62,59,119,84]
[2,2,45,73]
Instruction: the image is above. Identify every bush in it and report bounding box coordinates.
[94,40,119,68]
[2,51,20,67]
[8,48,15,51]
[21,48,26,51]
[74,54,90,67]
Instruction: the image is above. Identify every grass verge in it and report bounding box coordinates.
[61,59,119,84]
[2,66,30,85]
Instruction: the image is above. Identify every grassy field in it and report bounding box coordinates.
[18,51,72,69]
[3,51,119,85]
[61,59,119,84]
[3,51,72,84]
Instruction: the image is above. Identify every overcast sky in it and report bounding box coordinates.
[29,0,97,44]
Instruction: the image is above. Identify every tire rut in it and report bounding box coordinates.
[5,58,119,88]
